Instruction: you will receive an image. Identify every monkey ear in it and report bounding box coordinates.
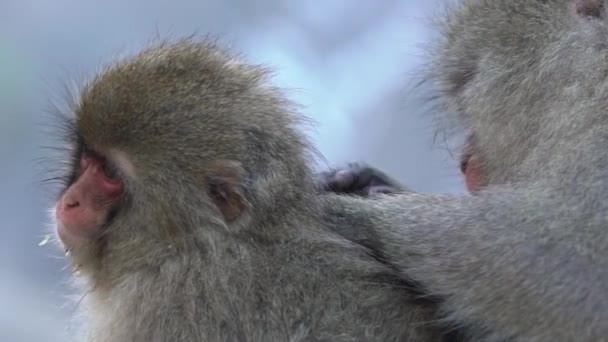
[206,160,249,222]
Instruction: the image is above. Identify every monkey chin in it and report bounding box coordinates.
[56,222,92,252]
[50,206,100,265]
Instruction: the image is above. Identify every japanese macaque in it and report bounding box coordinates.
[317,0,608,341]
[49,39,452,341]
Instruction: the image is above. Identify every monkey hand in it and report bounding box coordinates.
[315,163,408,196]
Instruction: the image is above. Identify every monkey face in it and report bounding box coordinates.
[460,134,485,193]
[54,147,128,256]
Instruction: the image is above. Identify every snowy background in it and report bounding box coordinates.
[0,0,463,340]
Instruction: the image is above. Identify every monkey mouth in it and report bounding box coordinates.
[55,221,95,253]
[53,204,110,255]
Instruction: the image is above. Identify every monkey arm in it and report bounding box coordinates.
[324,190,608,341]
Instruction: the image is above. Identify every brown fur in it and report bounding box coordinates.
[53,39,451,341]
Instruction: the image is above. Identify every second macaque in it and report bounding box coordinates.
[318,0,608,341]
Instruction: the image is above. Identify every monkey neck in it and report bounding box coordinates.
[80,215,324,341]
[83,197,320,290]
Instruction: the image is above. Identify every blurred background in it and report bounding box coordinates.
[0,0,463,340]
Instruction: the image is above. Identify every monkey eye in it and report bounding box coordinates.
[80,153,92,171]
[102,159,120,181]
[460,154,470,174]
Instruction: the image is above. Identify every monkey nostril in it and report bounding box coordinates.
[65,199,80,209]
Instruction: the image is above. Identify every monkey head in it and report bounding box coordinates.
[51,39,315,284]
[433,0,608,188]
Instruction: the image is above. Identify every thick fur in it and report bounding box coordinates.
[321,0,608,341]
[56,39,452,341]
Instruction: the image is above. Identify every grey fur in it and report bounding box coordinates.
[56,39,452,341]
[322,0,608,341]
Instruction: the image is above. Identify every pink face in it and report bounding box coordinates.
[460,135,485,193]
[55,151,124,250]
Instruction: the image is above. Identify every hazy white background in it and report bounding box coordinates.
[0,0,464,340]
